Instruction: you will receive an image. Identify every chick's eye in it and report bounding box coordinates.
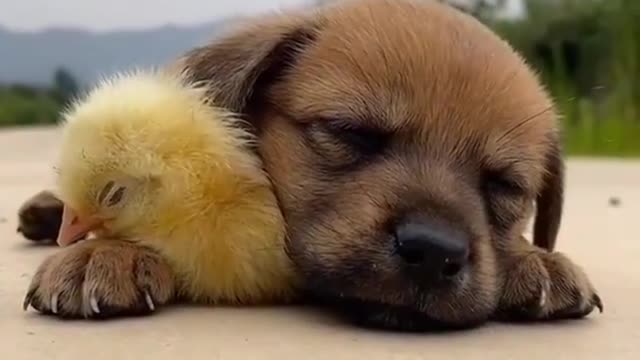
[98,181,126,207]
[108,187,126,206]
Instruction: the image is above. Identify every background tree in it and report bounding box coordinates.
[51,67,80,106]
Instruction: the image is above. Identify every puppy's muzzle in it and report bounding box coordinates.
[394,221,470,285]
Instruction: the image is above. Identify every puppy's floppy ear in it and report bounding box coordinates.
[532,135,565,252]
[174,12,321,116]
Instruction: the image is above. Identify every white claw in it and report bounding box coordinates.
[51,293,59,314]
[90,297,100,314]
[539,288,547,308]
[145,292,155,312]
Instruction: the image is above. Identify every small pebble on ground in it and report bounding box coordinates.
[609,196,621,207]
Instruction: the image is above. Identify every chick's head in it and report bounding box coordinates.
[54,70,259,247]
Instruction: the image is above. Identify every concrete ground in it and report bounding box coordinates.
[1,126,638,359]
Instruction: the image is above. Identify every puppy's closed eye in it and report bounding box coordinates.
[306,119,391,169]
[483,168,531,231]
[483,169,528,198]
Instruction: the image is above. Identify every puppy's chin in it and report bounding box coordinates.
[329,298,486,332]
[293,234,499,331]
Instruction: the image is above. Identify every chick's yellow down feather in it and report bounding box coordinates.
[55,69,299,304]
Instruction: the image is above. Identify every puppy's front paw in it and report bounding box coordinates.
[24,240,175,318]
[497,250,602,321]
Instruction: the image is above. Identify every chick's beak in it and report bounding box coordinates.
[56,205,102,247]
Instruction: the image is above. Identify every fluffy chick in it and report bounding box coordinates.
[53,69,299,304]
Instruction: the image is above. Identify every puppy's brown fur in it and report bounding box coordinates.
[21,0,601,329]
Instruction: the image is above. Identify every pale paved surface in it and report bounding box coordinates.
[1,126,638,359]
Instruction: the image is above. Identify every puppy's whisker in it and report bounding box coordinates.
[497,105,555,144]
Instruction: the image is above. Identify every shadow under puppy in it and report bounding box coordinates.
[19,0,602,330]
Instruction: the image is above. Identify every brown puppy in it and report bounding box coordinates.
[20,0,601,330]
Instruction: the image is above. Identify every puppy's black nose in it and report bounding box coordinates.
[394,222,469,281]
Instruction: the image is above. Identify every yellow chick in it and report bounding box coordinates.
[53,69,299,304]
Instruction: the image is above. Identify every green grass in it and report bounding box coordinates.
[0,87,63,127]
[563,117,640,157]
[488,0,640,157]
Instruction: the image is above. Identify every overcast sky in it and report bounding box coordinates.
[0,0,310,32]
[0,0,524,32]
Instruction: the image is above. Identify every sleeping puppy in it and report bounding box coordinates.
[19,0,601,330]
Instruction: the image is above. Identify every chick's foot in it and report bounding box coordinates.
[24,239,176,319]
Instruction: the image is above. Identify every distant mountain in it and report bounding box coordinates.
[0,20,229,87]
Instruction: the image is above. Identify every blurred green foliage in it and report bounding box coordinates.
[0,67,78,127]
[483,0,640,156]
